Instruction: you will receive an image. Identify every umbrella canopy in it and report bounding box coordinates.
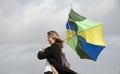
[66,9,106,61]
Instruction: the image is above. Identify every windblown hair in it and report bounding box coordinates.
[47,30,64,49]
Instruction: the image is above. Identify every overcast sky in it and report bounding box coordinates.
[0,0,120,74]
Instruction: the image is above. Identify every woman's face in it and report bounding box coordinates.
[47,36,55,45]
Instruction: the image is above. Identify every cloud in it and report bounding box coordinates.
[7,70,28,74]
[0,0,69,44]
[0,0,119,44]
[0,0,120,74]
[0,44,42,74]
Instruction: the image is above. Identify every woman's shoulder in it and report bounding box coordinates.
[50,43,60,50]
[44,43,58,51]
[51,43,59,48]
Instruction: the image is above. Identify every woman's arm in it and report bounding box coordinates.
[37,47,53,60]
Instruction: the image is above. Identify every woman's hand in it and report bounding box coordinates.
[39,48,45,52]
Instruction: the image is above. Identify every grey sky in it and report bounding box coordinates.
[0,0,120,74]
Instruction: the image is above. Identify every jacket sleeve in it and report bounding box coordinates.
[37,47,53,60]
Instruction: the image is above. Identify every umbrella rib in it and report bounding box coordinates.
[68,22,74,37]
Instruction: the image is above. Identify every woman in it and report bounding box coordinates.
[37,30,78,74]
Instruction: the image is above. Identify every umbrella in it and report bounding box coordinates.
[66,9,106,61]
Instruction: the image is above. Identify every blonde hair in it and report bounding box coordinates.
[47,30,64,49]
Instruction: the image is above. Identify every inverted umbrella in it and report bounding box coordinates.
[66,9,106,61]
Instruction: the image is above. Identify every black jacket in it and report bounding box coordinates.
[37,43,78,74]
